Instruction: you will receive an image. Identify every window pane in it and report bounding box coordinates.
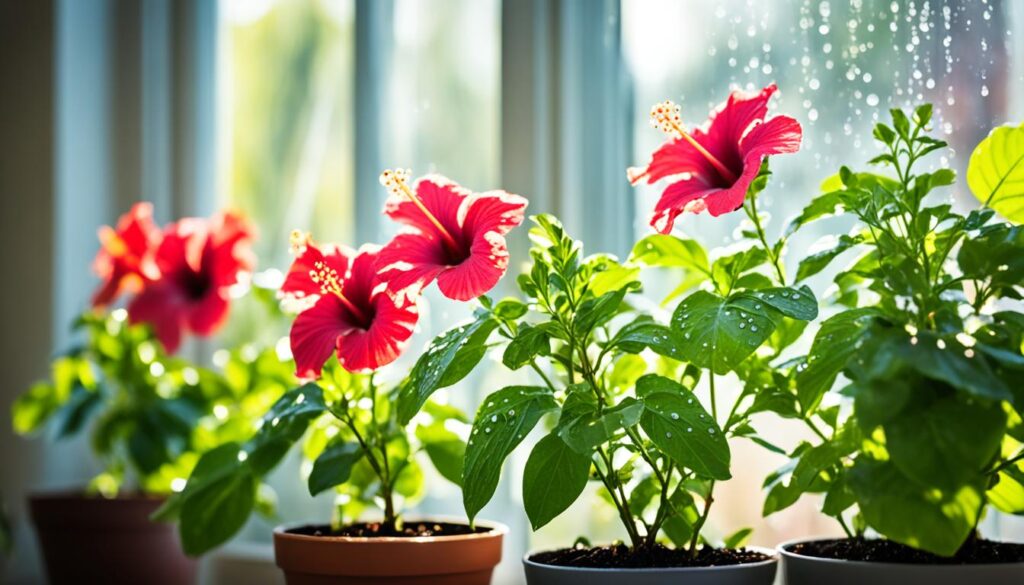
[218,0,355,270]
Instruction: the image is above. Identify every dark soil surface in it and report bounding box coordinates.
[787,538,1024,565]
[529,544,771,568]
[287,521,490,538]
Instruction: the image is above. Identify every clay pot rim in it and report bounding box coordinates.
[28,489,166,504]
[777,536,1024,569]
[523,545,778,573]
[274,516,508,545]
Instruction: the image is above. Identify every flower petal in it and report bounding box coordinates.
[704,157,763,217]
[435,231,509,301]
[627,137,721,186]
[740,115,803,159]
[376,233,448,298]
[290,295,359,379]
[706,84,777,146]
[336,293,419,372]
[281,241,354,301]
[384,176,465,239]
[649,177,720,234]
[187,292,230,336]
[128,284,185,354]
[459,191,528,237]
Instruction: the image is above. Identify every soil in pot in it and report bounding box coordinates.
[788,537,1024,564]
[289,521,489,538]
[273,518,506,585]
[529,543,772,568]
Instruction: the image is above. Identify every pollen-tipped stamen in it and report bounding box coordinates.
[380,169,460,250]
[650,100,738,184]
[308,260,370,324]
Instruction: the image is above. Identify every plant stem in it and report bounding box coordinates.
[368,375,395,527]
[688,371,718,556]
[836,514,854,538]
[744,195,786,286]
[595,448,643,548]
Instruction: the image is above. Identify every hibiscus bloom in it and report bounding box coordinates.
[376,170,527,301]
[283,234,419,377]
[91,202,161,307]
[628,84,802,234]
[128,211,254,353]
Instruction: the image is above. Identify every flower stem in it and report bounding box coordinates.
[744,195,786,286]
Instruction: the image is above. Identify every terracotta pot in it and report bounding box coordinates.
[522,546,778,585]
[29,491,197,585]
[273,518,507,585]
[779,538,1024,585]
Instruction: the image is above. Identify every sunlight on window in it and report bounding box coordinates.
[217,0,355,271]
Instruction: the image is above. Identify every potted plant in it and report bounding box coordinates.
[456,85,810,584]
[766,107,1024,584]
[11,203,272,585]
[165,170,528,584]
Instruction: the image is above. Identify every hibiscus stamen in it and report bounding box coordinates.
[650,100,738,184]
[380,169,461,250]
[308,260,370,324]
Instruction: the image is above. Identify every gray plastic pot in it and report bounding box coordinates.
[523,547,778,585]
[779,538,1024,585]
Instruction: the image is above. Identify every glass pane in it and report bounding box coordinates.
[621,0,1024,548]
[218,0,355,271]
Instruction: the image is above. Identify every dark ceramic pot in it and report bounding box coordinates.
[273,518,507,585]
[779,538,1024,585]
[522,546,778,585]
[29,491,197,585]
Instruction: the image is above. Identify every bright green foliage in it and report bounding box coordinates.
[11,311,288,496]
[770,106,1024,556]
[463,207,817,552]
[968,122,1024,223]
[165,327,478,555]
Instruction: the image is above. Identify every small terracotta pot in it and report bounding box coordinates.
[29,491,197,585]
[273,518,507,585]
[779,538,1024,585]
[522,546,778,585]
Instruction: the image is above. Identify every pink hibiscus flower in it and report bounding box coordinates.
[628,84,802,234]
[376,170,527,301]
[282,234,419,377]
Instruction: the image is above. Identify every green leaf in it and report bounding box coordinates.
[522,433,592,530]
[492,297,528,320]
[661,489,699,547]
[308,442,362,496]
[630,234,710,301]
[967,122,1024,223]
[557,397,644,454]
[795,235,864,282]
[573,287,628,336]
[168,443,258,556]
[671,291,777,375]
[989,462,1024,515]
[884,394,1005,491]
[397,316,498,424]
[785,190,845,236]
[245,384,326,476]
[462,386,557,521]
[737,286,818,321]
[416,423,466,487]
[503,323,553,370]
[638,376,730,480]
[849,459,982,556]
[958,224,1024,300]
[723,527,753,549]
[611,321,687,361]
[710,247,767,292]
[797,308,879,414]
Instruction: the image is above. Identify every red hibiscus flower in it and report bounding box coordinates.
[91,202,161,307]
[628,84,802,234]
[127,211,254,353]
[283,234,419,377]
[376,170,527,301]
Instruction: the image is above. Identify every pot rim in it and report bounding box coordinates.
[522,545,778,573]
[777,536,1024,569]
[273,515,508,545]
